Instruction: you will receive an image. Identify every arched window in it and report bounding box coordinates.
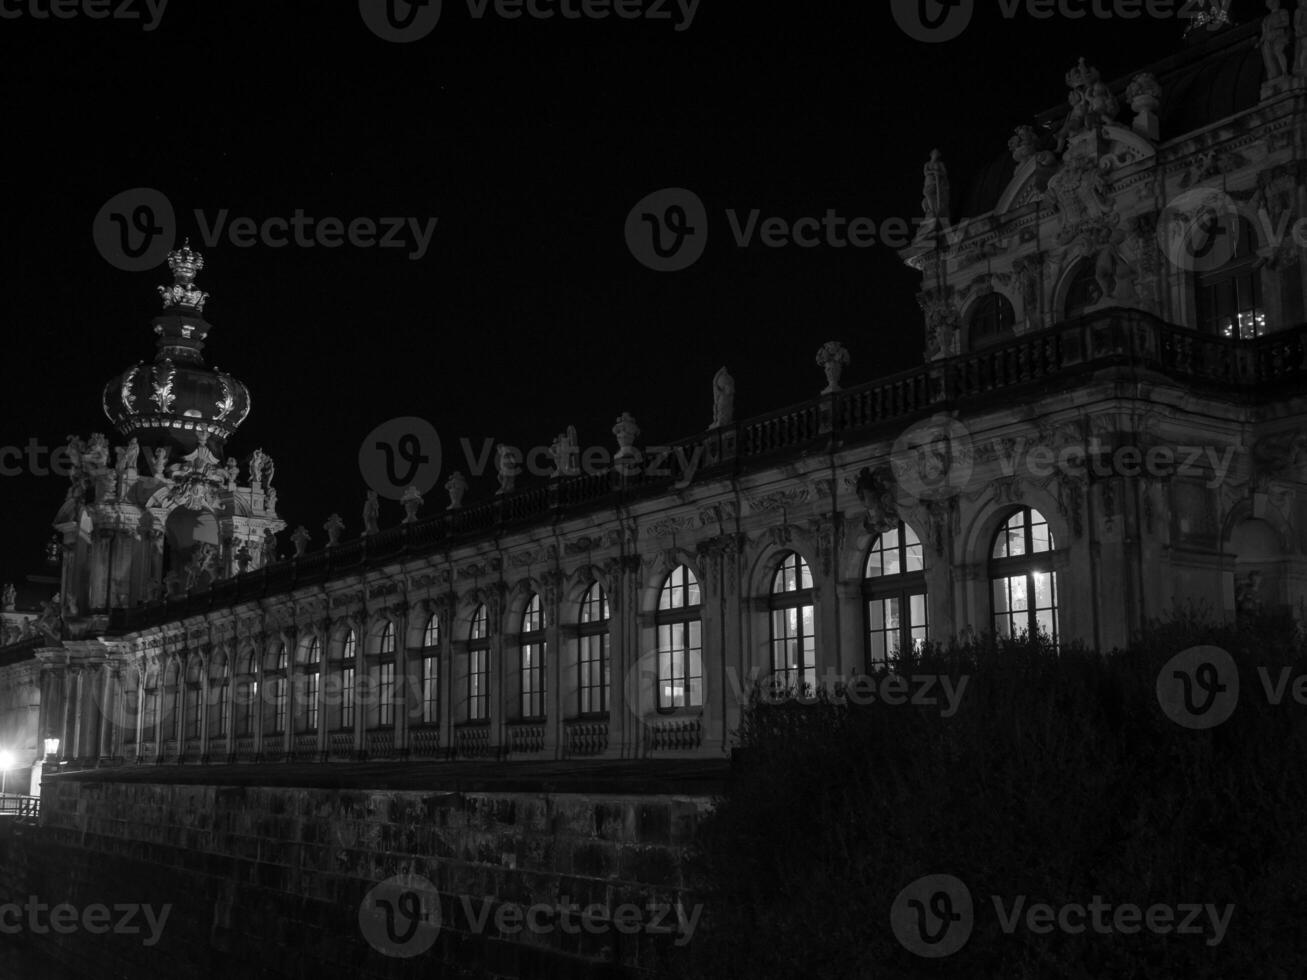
[990,508,1059,643]
[468,605,490,721]
[578,583,610,716]
[1061,257,1106,321]
[299,637,321,732]
[376,622,396,729]
[209,656,229,739]
[142,666,160,743]
[236,650,257,737]
[656,565,702,710]
[968,293,1016,349]
[864,522,928,668]
[185,658,203,740]
[419,614,439,726]
[164,661,181,742]
[336,631,357,730]
[769,552,815,693]
[520,594,546,719]
[1197,217,1265,339]
[267,643,288,734]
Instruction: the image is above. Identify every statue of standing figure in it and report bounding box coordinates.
[261,528,279,566]
[225,458,240,490]
[921,149,950,224]
[291,526,311,557]
[712,367,735,428]
[446,472,468,510]
[362,490,380,535]
[496,445,519,495]
[115,438,140,475]
[1260,0,1291,82]
[2,583,15,611]
[249,448,274,493]
[151,446,170,480]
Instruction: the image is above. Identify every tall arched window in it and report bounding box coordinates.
[1062,258,1103,320]
[299,637,321,732]
[376,622,396,728]
[164,661,181,742]
[578,583,610,716]
[990,508,1059,643]
[468,605,490,721]
[519,594,546,719]
[968,293,1016,349]
[267,643,289,734]
[236,650,257,737]
[209,656,229,739]
[336,631,357,730]
[143,666,159,744]
[864,522,928,668]
[420,614,439,726]
[769,552,815,693]
[1197,217,1265,339]
[656,565,702,710]
[185,658,203,740]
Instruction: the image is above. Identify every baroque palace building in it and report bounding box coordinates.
[4,9,1307,788]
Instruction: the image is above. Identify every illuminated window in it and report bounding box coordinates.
[578,583,611,716]
[519,594,547,719]
[1197,219,1265,339]
[864,523,928,668]
[991,508,1059,644]
[468,605,490,721]
[421,614,439,725]
[769,552,815,693]
[338,631,357,730]
[656,565,703,710]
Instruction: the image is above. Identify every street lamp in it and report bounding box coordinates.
[0,750,14,797]
[44,738,60,760]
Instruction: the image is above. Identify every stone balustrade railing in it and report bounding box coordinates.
[87,311,1307,636]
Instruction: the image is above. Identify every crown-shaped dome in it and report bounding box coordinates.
[103,244,251,452]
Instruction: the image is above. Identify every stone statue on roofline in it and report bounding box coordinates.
[712,367,735,428]
[1259,0,1291,83]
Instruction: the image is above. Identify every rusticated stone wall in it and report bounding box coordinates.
[0,768,716,979]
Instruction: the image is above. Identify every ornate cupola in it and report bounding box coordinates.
[102,243,251,454]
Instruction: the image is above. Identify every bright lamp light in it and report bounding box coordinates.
[0,751,13,771]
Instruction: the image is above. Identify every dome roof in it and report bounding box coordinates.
[102,245,251,450]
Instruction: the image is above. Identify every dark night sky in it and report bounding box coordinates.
[0,0,1254,590]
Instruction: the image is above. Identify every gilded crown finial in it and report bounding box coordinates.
[158,239,210,313]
